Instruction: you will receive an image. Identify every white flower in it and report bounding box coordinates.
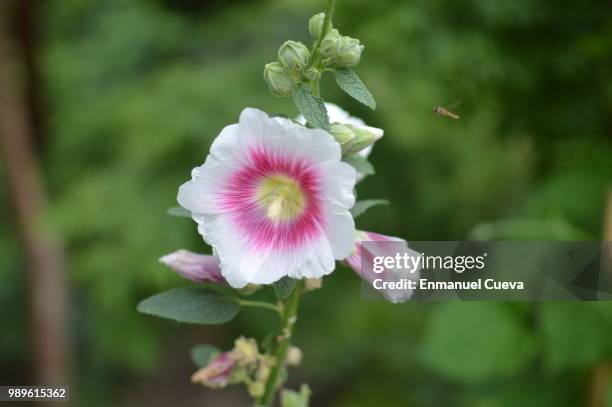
[177,108,357,288]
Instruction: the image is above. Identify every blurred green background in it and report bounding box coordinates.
[1,0,612,405]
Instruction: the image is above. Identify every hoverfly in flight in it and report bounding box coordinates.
[433,100,461,119]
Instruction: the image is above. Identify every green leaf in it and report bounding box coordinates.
[350,199,389,218]
[166,206,190,218]
[343,154,375,175]
[190,344,221,367]
[273,277,297,301]
[293,84,329,130]
[540,303,610,373]
[137,287,240,324]
[334,68,376,109]
[422,303,536,384]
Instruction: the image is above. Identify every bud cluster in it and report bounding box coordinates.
[191,336,303,399]
[264,12,364,97]
[264,40,313,97]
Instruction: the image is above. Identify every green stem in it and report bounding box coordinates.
[311,79,321,97]
[256,282,303,407]
[238,299,281,316]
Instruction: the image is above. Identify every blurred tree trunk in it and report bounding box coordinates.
[0,0,71,391]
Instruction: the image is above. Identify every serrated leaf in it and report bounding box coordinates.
[167,206,190,218]
[137,287,239,324]
[293,84,329,130]
[334,69,376,109]
[343,154,375,175]
[350,199,389,218]
[273,277,297,301]
[191,344,221,367]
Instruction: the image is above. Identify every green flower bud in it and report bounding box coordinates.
[263,62,295,97]
[308,12,326,39]
[335,36,364,67]
[329,122,356,152]
[343,125,383,155]
[303,66,321,82]
[278,40,310,72]
[320,29,341,60]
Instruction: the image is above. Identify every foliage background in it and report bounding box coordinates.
[1,0,612,405]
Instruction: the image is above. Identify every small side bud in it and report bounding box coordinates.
[308,12,326,39]
[278,41,310,72]
[281,384,311,407]
[191,352,236,388]
[233,337,259,366]
[320,29,342,60]
[329,122,356,152]
[303,66,321,82]
[335,36,364,67]
[343,125,383,155]
[263,62,295,97]
[286,347,303,367]
[304,278,322,291]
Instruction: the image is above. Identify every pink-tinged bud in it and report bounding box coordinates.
[159,250,227,285]
[191,351,236,388]
[344,231,420,303]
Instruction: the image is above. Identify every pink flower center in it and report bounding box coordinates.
[221,146,324,250]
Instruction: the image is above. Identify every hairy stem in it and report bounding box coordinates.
[257,281,303,407]
[311,79,321,97]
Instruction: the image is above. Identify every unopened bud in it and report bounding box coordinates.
[233,337,259,366]
[335,36,364,67]
[329,122,356,151]
[304,278,322,291]
[320,29,341,60]
[343,125,383,155]
[191,352,235,388]
[303,66,321,82]
[308,12,326,39]
[286,347,303,367]
[278,41,310,72]
[264,62,295,97]
[248,381,265,398]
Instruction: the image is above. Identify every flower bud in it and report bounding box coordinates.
[308,12,326,39]
[329,122,356,151]
[344,231,419,303]
[335,36,364,67]
[191,352,236,388]
[304,278,322,291]
[343,125,383,155]
[233,337,259,366]
[281,384,311,407]
[159,250,226,285]
[263,62,295,97]
[286,346,303,366]
[303,66,321,82]
[320,29,341,60]
[278,41,310,72]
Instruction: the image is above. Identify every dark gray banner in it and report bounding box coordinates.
[359,241,612,302]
